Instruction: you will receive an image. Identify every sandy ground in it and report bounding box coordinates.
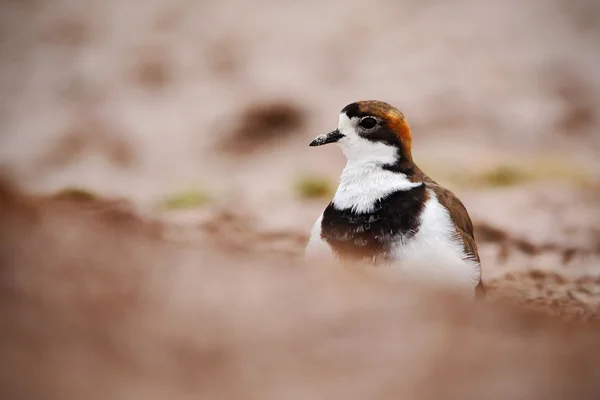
[1,0,600,397]
[1,175,600,399]
[1,0,599,261]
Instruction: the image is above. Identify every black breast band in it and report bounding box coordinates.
[320,184,427,262]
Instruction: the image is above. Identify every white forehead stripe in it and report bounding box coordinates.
[337,113,355,135]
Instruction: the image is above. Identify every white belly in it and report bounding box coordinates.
[305,214,333,261]
[305,191,481,290]
[388,192,481,289]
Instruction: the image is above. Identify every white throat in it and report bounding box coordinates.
[331,113,421,213]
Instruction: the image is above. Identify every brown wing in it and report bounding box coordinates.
[413,167,485,298]
[414,168,480,264]
[434,186,480,264]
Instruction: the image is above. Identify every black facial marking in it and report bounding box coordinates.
[341,102,362,119]
[382,156,415,176]
[320,185,427,263]
[361,123,403,147]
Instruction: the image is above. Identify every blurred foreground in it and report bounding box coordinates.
[0,0,599,275]
[1,175,600,399]
[1,0,600,397]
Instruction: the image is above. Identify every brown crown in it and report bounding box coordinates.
[342,100,412,157]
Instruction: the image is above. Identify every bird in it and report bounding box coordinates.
[305,100,485,298]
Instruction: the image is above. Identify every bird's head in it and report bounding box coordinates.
[310,100,413,165]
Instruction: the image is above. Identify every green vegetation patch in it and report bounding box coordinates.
[51,187,101,202]
[479,165,531,187]
[159,188,211,210]
[295,175,335,199]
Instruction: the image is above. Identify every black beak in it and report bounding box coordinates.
[309,129,345,147]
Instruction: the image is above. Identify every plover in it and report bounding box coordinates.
[305,100,485,297]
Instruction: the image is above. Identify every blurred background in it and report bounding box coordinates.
[2,1,600,398]
[0,0,599,283]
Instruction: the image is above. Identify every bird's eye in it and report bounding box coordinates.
[359,117,377,129]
